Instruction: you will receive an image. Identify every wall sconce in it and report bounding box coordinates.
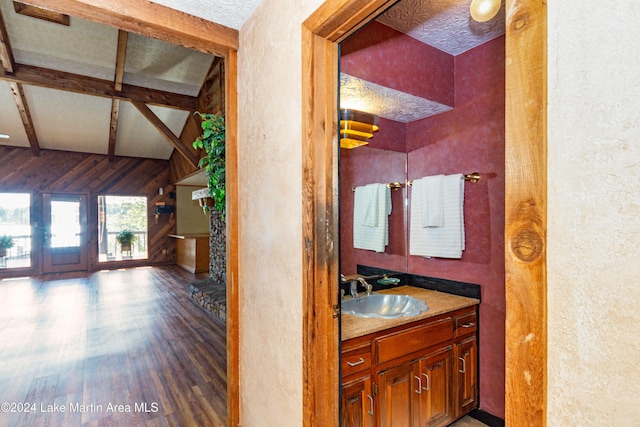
[470,0,501,22]
[340,108,380,149]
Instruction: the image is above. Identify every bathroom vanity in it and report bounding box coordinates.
[341,286,479,427]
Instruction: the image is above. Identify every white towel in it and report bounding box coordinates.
[362,183,379,227]
[353,183,392,252]
[409,173,465,258]
[419,174,444,227]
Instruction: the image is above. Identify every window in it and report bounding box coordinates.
[98,196,148,262]
[0,193,31,269]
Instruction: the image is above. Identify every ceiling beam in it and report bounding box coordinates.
[13,2,70,26]
[131,100,199,169]
[0,8,16,73]
[108,30,128,162]
[0,63,198,111]
[1,8,38,156]
[108,99,119,161]
[19,0,238,56]
[9,82,40,156]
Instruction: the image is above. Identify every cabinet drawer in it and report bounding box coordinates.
[375,317,453,364]
[454,310,477,338]
[342,341,372,377]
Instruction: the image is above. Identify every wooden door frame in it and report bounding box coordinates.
[14,1,240,425]
[302,1,547,426]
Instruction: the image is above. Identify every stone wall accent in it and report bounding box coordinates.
[189,278,226,322]
[209,208,226,283]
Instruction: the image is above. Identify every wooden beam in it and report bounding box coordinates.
[2,9,38,156]
[9,82,40,156]
[13,2,70,26]
[131,100,198,168]
[108,30,128,161]
[19,0,238,56]
[0,63,197,110]
[0,7,16,72]
[114,30,128,91]
[108,98,120,161]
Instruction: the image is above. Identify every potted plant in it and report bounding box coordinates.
[0,235,14,258]
[192,112,225,217]
[116,230,136,254]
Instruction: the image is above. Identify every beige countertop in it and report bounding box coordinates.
[168,234,210,239]
[341,285,479,341]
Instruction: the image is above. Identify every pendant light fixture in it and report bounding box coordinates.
[470,0,501,22]
[340,109,380,149]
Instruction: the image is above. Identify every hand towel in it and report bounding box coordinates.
[420,174,444,227]
[353,183,392,252]
[409,173,465,258]
[362,183,379,227]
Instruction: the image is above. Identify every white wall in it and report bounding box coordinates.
[175,186,209,235]
[547,1,640,425]
[237,0,324,425]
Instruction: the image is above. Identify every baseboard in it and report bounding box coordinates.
[468,409,505,427]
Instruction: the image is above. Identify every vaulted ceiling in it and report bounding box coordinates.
[0,0,503,162]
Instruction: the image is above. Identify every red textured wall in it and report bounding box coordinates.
[407,36,505,418]
[341,21,454,106]
[339,23,505,418]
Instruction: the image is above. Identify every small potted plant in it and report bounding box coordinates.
[116,230,136,255]
[0,235,14,258]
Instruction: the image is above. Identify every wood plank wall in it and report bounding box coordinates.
[0,145,177,275]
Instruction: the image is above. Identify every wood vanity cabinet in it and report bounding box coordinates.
[341,306,478,427]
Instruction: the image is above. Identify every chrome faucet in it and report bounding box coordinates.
[341,274,373,298]
[350,277,372,298]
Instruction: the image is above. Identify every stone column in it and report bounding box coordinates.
[209,208,226,283]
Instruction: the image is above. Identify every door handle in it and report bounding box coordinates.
[346,357,365,367]
[422,373,430,391]
[367,395,374,416]
[414,375,422,394]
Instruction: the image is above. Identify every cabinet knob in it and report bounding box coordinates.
[459,357,466,374]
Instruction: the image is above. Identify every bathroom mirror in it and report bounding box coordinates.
[338,2,505,277]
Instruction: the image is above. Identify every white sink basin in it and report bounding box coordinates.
[341,293,428,319]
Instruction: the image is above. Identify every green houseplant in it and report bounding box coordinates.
[116,230,136,253]
[0,235,14,257]
[192,112,225,217]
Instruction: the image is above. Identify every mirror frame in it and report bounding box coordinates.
[302,0,547,426]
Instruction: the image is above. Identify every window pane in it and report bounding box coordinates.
[50,200,81,248]
[0,193,31,269]
[97,196,148,262]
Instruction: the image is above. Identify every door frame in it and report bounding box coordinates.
[302,1,547,426]
[42,192,89,273]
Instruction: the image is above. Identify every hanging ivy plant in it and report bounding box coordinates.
[192,112,226,217]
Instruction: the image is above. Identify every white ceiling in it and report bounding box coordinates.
[0,0,504,162]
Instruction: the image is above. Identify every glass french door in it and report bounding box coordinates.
[42,193,88,273]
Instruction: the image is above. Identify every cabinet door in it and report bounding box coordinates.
[455,336,477,417]
[377,361,419,427]
[418,347,453,427]
[341,375,374,427]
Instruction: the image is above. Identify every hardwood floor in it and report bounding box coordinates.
[0,266,226,427]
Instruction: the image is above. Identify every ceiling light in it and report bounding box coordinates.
[340,109,379,149]
[0,134,10,139]
[470,0,501,22]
